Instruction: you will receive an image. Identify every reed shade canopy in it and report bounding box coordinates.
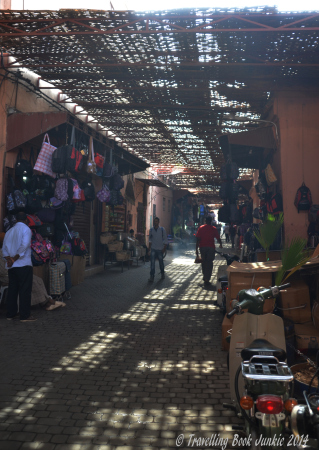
[2,7,319,201]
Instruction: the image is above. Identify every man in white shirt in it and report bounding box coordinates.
[2,212,36,322]
[148,217,168,282]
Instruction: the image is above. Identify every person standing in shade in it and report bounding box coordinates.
[223,223,230,243]
[196,216,222,286]
[148,217,168,282]
[229,223,237,249]
[2,212,36,322]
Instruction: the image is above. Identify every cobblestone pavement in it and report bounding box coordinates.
[0,244,241,450]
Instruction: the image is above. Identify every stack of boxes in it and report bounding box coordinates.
[221,259,319,353]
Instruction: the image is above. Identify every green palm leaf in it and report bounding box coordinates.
[275,237,311,285]
[254,213,284,261]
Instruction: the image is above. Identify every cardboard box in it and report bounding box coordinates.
[59,255,86,286]
[222,314,234,351]
[263,298,275,314]
[278,280,312,324]
[256,250,282,262]
[228,271,272,298]
[312,302,319,330]
[294,322,319,351]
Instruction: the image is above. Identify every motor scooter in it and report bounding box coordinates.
[225,283,296,449]
[290,350,319,448]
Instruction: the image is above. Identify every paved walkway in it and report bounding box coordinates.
[0,245,240,450]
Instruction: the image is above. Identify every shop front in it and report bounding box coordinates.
[3,111,148,289]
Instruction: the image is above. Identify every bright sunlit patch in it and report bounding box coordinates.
[172,257,196,265]
[111,303,163,322]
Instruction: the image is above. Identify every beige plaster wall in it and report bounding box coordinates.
[274,91,319,241]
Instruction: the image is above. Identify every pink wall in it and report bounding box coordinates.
[274,91,319,241]
[122,176,145,233]
[146,184,173,244]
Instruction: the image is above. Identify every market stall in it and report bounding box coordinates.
[2,118,149,293]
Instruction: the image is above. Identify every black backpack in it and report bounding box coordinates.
[81,178,95,202]
[15,148,34,179]
[267,193,283,215]
[25,194,43,214]
[52,145,70,174]
[294,183,312,213]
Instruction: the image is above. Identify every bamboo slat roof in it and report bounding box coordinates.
[1,7,319,200]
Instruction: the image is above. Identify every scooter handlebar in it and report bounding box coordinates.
[277,283,291,290]
[226,306,239,319]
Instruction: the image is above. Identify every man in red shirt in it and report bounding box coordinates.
[196,216,222,286]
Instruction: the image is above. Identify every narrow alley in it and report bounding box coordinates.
[0,247,239,450]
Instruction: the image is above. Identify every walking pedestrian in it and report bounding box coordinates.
[2,211,36,322]
[230,223,237,249]
[223,223,230,243]
[148,217,168,282]
[196,216,222,286]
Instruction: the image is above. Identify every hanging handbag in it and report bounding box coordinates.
[95,152,105,177]
[26,214,43,228]
[34,134,57,178]
[66,127,84,173]
[49,197,64,209]
[103,161,114,178]
[86,137,96,175]
[71,178,82,200]
[60,240,72,255]
[111,172,124,191]
[97,185,111,203]
[265,164,277,186]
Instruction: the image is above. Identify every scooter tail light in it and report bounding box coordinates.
[284,398,298,412]
[240,395,254,410]
[256,395,284,414]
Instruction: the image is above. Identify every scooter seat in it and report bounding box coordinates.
[241,338,286,362]
[218,275,228,282]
